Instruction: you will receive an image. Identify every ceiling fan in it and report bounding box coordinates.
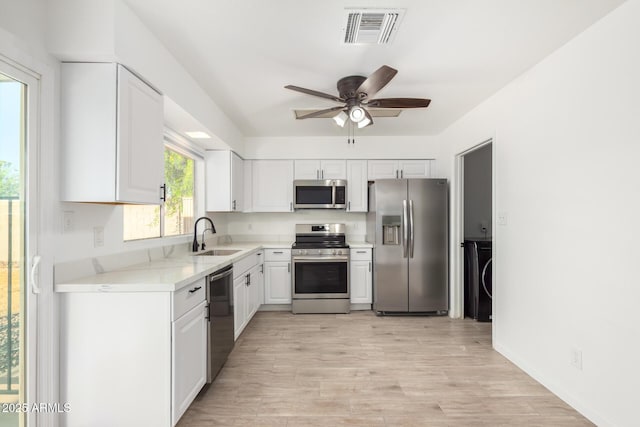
[285,65,431,129]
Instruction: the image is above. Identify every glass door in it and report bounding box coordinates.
[0,59,39,427]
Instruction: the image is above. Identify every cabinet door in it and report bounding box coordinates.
[350,260,372,304]
[264,261,292,304]
[399,160,431,179]
[294,160,321,180]
[346,160,368,212]
[367,160,399,180]
[231,152,244,211]
[172,301,207,425]
[321,160,347,179]
[247,264,262,319]
[116,65,164,204]
[243,159,253,212]
[233,275,247,340]
[252,160,294,212]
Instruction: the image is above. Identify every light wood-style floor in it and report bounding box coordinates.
[178,311,593,427]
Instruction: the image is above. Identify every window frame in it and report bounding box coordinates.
[123,129,205,242]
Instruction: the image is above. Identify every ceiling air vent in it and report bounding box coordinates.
[343,9,405,45]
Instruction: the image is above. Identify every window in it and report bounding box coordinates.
[123,142,199,241]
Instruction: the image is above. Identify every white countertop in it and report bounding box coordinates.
[55,240,370,293]
[54,242,288,293]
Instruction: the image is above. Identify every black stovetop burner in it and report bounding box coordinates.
[292,223,349,249]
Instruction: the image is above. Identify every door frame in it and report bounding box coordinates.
[1,38,57,426]
[452,138,494,321]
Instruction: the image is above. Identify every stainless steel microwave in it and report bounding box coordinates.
[293,180,347,209]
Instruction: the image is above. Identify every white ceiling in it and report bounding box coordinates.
[124,0,624,138]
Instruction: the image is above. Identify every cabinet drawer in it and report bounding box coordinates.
[173,278,206,320]
[264,249,291,262]
[350,248,372,261]
[234,253,258,279]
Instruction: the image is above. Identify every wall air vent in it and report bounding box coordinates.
[342,9,405,45]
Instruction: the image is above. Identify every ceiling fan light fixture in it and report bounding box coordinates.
[333,110,348,127]
[357,110,373,128]
[349,106,366,123]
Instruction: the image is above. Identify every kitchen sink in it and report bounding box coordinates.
[195,249,241,256]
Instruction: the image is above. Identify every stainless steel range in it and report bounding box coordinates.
[291,224,350,314]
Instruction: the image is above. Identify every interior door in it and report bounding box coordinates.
[408,179,448,312]
[0,58,40,427]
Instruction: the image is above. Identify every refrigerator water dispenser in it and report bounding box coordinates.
[382,216,401,245]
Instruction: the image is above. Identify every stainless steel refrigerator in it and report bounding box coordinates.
[366,179,448,314]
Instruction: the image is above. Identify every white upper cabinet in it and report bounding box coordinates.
[294,160,346,180]
[367,160,432,180]
[205,151,243,212]
[346,160,368,212]
[243,159,253,212]
[252,160,294,212]
[398,160,431,179]
[61,63,164,204]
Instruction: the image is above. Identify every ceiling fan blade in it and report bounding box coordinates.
[356,65,398,100]
[366,98,431,108]
[284,85,344,103]
[296,106,345,120]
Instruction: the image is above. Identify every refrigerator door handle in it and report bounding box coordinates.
[409,199,415,258]
[402,199,409,258]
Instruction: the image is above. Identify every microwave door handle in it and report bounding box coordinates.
[402,200,409,258]
[332,181,336,207]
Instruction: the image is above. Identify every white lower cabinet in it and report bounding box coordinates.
[263,249,292,304]
[233,274,248,340]
[233,251,264,340]
[172,301,207,425]
[350,249,372,305]
[264,261,292,304]
[60,279,207,427]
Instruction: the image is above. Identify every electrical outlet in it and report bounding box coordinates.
[570,348,583,370]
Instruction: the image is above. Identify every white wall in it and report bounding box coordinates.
[463,143,492,239]
[440,1,638,425]
[223,211,366,243]
[46,0,245,154]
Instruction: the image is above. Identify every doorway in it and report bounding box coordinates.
[0,58,40,427]
[453,140,493,325]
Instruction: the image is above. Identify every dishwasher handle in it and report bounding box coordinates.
[209,266,233,282]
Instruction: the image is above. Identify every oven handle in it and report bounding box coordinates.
[292,256,349,262]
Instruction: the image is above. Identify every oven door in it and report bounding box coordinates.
[292,255,349,299]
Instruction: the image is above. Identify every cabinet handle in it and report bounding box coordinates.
[356,250,367,254]
[401,170,404,179]
[273,251,283,254]
[189,286,202,294]
[246,273,250,286]
[317,170,320,179]
[395,170,399,179]
[348,201,351,211]
[321,170,324,179]
[232,200,236,210]
[369,262,372,272]
[160,184,166,201]
[290,202,293,211]
[288,263,291,273]
[260,265,264,274]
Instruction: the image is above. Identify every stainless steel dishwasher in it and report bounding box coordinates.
[206,264,234,383]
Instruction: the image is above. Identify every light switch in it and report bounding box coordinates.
[497,212,508,226]
[63,211,74,233]
[93,226,104,247]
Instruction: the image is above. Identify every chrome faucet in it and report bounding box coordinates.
[192,217,216,252]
